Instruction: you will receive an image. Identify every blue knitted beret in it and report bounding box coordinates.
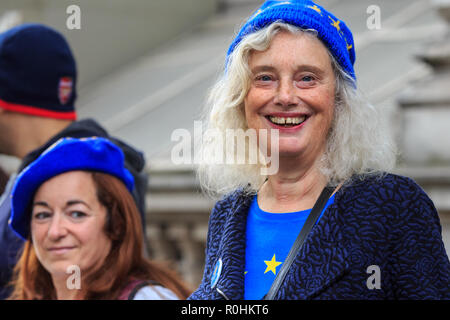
[227,0,356,80]
[0,23,77,119]
[9,137,134,240]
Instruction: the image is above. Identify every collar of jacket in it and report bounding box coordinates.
[213,186,350,300]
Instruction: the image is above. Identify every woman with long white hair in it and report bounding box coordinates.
[190,0,450,300]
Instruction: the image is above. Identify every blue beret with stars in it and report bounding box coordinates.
[227,0,356,82]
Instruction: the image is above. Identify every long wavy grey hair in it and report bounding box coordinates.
[196,22,397,197]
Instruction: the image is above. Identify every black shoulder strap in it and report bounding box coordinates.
[264,185,334,300]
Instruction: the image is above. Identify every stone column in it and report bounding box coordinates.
[397,2,450,166]
[396,1,450,255]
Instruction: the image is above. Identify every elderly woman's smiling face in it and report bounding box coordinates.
[244,30,335,162]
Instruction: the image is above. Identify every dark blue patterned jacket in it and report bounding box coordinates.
[189,174,450,300]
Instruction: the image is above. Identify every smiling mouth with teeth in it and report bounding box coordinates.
[267,116,307,127]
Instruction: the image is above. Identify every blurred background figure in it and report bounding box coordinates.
[0,0,449,290]
[8,137,190,300]
[0,23,148,299]
[0,167,8,194]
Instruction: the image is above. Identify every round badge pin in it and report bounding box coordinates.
[210,258,223,288]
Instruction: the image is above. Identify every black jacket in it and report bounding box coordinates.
[189,174,450,300]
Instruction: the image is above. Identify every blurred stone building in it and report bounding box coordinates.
[0,0,449,289]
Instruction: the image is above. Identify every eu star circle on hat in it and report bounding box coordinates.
[227,0,356,81]
[9,137,134,240]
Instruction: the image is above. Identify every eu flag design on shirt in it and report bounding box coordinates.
[244,193,335,300]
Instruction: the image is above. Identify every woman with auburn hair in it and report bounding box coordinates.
[8,137,191,300]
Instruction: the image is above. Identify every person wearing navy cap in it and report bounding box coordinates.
[7,137,191,300]
[189,0,450,299]
[0,23,149,299]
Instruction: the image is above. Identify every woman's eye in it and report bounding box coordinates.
[301,75,315,82]
[255,74,273,82]
[296,75,317,88]
[33,212,51,220]
[69,211,87,219]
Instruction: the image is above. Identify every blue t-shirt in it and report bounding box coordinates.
[244,193,335,300]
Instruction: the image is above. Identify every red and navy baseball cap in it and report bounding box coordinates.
[0,23,77,120]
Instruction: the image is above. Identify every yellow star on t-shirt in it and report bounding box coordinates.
[264,254,282,275]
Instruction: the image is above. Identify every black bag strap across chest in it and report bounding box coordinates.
[264,185,334,300]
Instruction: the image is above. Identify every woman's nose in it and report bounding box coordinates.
[47,213,68,240]
[274,79,299,107]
